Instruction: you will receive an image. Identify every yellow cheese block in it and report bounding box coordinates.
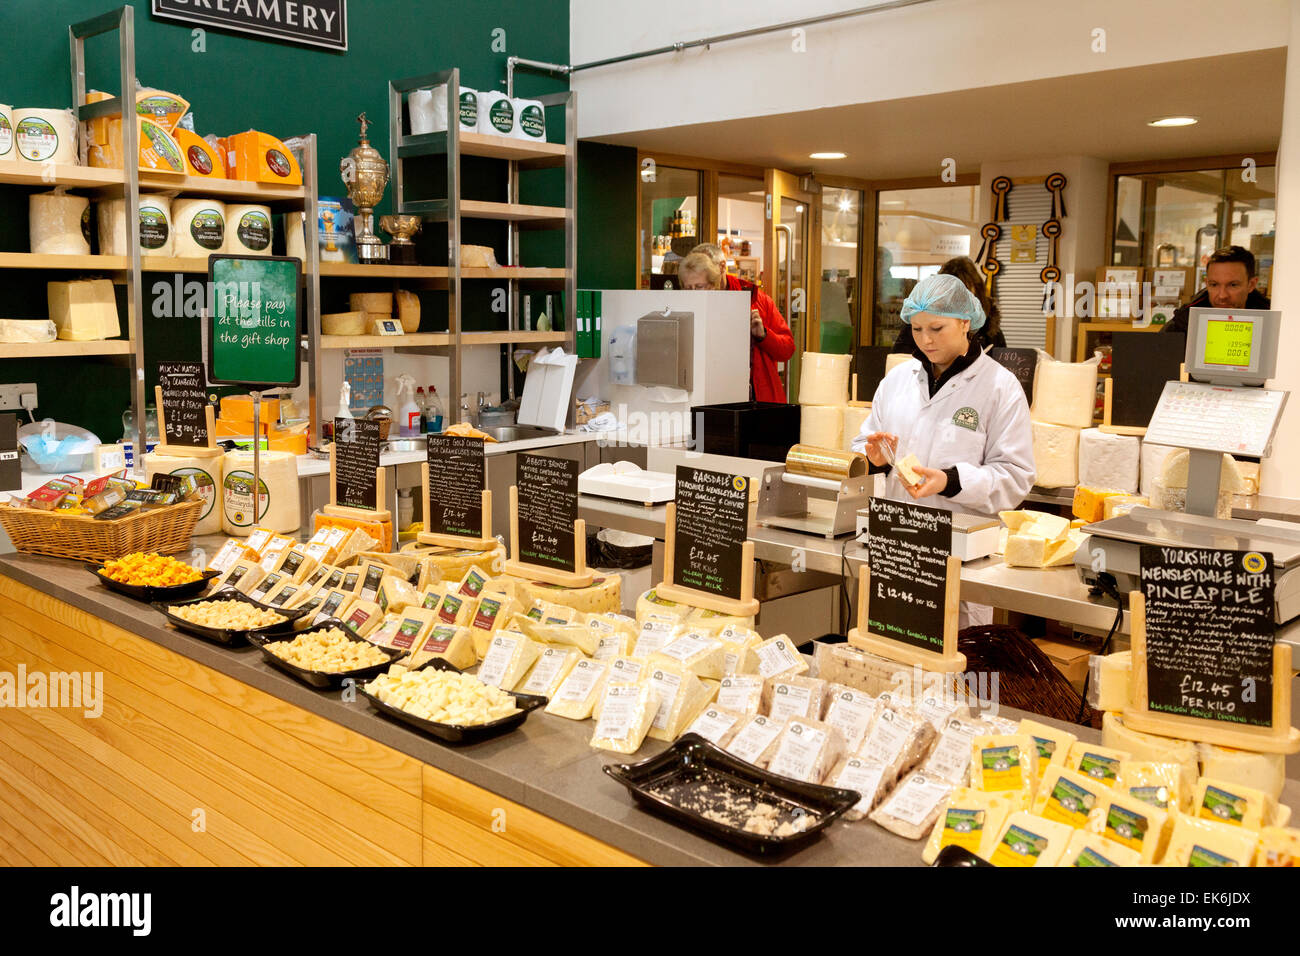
[1016,718,1077,784]
[477,632,542,690]
[922,788,1013,864]
[1254,826,1300,866]
[644,661,715,742]
[220,394,282,422]
[635,588,691,625]
[1058,829,1142,867]
[590,682,657,754]
[407,622,476,670]
[1033,765,1108,829]
[1071,486,1127,523]
[413,546,507,589]
[224,129,303,185]
[47,279,121,341]
[1192,776,1272,830]
[1089,788,1170,863]
[1118,760,1186,814]
[545,658,609,720]
[312,511,393,555]
[174,127,225,178]
[1162,815,1259,867]
[1197,743,1287,803]
[1101,712,1198,802]
[521,575,621,616]
[969,735,1038,799]
[518,646,582,698]
[984,811,1075,867]
[1094,652,1131,712]
[1066,742,1130,787]
[340,599,383,639]
[1103,494,1148,519]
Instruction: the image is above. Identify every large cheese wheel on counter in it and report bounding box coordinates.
[220,450,300,535]
[798,352,851,406]
[519,574,622,616]
[800,404,843,449]
[1031,421,1079,488]
[1101,711,1199,804]
[400,542,507,587]
[842,406,870,453]
[145,452,223,536]
[635,587,692,625]
[1031,355,1099,428]
[1197,743,1286,803]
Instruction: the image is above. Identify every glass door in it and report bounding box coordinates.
[765,169,818,402]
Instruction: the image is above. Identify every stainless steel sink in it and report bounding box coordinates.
[482,425,558,443]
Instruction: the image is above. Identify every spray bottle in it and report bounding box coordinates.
[396,373,420,437]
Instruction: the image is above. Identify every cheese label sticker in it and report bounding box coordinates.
[489,99,515,135]
[1030,736,1058,766]
[266,148,292,179]
[471,596,503,630]
[1199,786,1247,826]
[238,210,272,251]
[361,565,385,600]
[1129,785,1171,811]
[189,208,225,250]
[941,808,986,853]
[991,824,1050,867]
[1188,845,1237,867]
[188,144,214,175]
[0,112,11,156]
[687,708,740,744]
[1073,846,1120,867]
[458,91,478,128]
[769,683,814,721]
[977,745,1025,791]
[1077,752,1121,786]
[343,608,372,633]
[343,571,361,593]
[139,205,170,249]
[460,568,487,598]
[15,117,57,161]
[555,659,604,703]
[419,625,456,655]
[1104,804,1150,851]
[269,586,296,607]
[519,104,545,139]
[1042,776,1097,828]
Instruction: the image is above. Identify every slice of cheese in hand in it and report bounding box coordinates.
[895,453,923,486]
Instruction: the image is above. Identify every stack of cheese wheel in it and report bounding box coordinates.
[145,451,223,535]
[220,449,300,535]
[97,193,174,257]
[797,352,852,451]
[1028,351,1098,488]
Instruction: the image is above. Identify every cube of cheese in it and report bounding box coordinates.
[518,646,582,698]
[544,659,609,720]
[644,661,715,742]
[1058,829,1143,867]
[1033,765,1108,830]
[590,682,657,754]
[651,631,727,680]
[683,705,746,747]
[753,635,808,680]
[922,787,1014,863]
[477,632,541,690]
[1072,485,1127,523]
[1004,533,1050,568]
[48,279,122,341]
[762,716,845,784]
[1162,815,1260,867]
[984,810,1075,867]
[895,453,923,486]
[1090,787,1170,863]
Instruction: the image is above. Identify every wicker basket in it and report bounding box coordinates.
[0,499,204,564]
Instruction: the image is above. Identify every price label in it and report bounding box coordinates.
[865,497,951,653]
[334,417,380,511]
[516,453,578,572]
[672,466,748,600]
[426,434,485,537]
[158,361,211,448]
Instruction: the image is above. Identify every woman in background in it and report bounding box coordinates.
[890,256,1006,355]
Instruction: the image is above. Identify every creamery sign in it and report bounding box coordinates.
[152,0,347,52]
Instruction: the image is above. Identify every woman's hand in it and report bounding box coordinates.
[862,432,898,468]
[750,308,767,340]
[904,465,948,499]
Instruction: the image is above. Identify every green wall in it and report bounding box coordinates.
[578,141,637,290]
[0,0,571,442]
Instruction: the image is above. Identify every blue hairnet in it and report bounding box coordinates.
[900,273,986,330]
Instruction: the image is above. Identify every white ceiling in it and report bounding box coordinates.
[589,49,1287,181]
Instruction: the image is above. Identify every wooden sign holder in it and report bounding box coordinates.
[1123,590,1300,754]
[417,461,496,550]
[1098,378,1147,437]
[654,501,759,616]
[847,373,870,408]
[323,442,391,523]
[847,557,967,672]
[502,485,594,587]
[153,385,221,459]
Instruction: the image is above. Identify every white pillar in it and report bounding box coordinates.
[1262,0,1300,500]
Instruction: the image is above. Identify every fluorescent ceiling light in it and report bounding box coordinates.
[1148,116,1198,128]
[810,151,846,159]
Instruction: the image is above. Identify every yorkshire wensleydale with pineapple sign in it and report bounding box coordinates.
[151,0,347,52]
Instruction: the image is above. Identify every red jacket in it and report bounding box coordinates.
[724,274,795,403]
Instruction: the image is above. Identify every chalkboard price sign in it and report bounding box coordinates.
[333,417,380,511]
[866,497,952,653]
[205,255,302,389]
[426,435,485,538]
[516,453,578,572]
[1140,545,1275,728]
[672,466,748,600]
[989,347,1037,404]
[158,361,210,448]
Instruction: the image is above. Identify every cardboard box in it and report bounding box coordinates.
[1034,637,1094,686]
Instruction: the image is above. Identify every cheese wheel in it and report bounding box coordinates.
[350,292,392,314]
[842,406,870,453]
[800,404,843,448]
[172,199,227,258]
[476,90,516,137]
[1197,744,1286,803]
[174,127,226,178]
[220,450,300,536]
[13,108,77,165]
[224,130,302,185]
[144,453,223,535]
[512,97,546,142]
[97,193,174,257]
[798,352,851,406]
[635,588,691,625]
[396,289,420,332]
[29,190,90,255]
[520,575,621,615]
[1031,355,1099,428]
[322,311,368,336]
[1031,421,1079,488]
[225,203,273,256]
[0,103,13,160]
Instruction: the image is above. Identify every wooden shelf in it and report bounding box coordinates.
[318,333,451,349]
[460,267,569,280]
[459,200,568,225]
[0,252,127,270]
[0,162,124,189]
[141,256,209,273]
[137,170,307,201]
[457,132,568,167]
[1,339,133,358]
[319,262,449,279]
[460,331,568,345]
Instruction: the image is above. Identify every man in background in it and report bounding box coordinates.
[1163,245,1270,334]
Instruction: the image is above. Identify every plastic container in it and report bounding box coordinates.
[425,387,444,433]
[18,422,102,473]
[690,402,800,462]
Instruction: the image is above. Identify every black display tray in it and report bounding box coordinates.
[931,845,994,867]
[151,587,308,646]
[357,661,546,745]
[601,733,859,857]
[88,562,218,603]
[250,620,406,689]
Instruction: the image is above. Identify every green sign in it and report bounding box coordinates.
[206,255,301,388]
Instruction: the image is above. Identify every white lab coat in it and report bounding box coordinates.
[852,350,1035,628]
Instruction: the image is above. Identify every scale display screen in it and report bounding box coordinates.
[1203,319,1254,368]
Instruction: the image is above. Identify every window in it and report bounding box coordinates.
[717,174,765,285]
[818,186,861,354]
[872,185,980,346]
[639,165,702,287]
[1111,163,1276,296]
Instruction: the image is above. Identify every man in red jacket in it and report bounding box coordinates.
[679,246,796,403]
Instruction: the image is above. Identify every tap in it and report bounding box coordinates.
[476,392,488,423]
[459,393,470,425]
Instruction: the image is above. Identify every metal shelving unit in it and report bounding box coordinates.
[387,67,576,423]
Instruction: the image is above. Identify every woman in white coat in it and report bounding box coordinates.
[852,273,1035,629]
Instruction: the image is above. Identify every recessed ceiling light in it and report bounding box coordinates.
[838,197,852,212]
[810,151,846,160]
[1148,116,1198,128]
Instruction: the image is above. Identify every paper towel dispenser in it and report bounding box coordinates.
[635,311,693,390]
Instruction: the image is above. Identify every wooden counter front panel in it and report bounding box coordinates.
[0,576,644,867]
